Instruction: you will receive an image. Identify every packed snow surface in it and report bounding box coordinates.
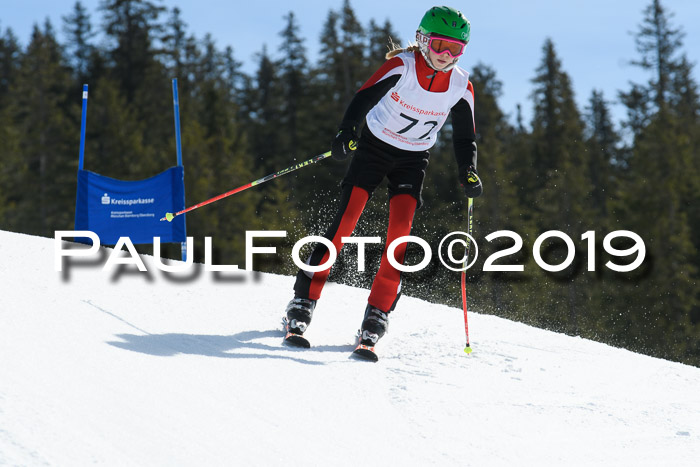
[1,230,699,466]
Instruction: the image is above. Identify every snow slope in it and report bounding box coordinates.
[1,229,699,466]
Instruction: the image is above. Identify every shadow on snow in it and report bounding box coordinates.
[107,329,356,365]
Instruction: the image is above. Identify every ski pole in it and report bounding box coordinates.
[162,151,332,222]
[462,197,474,354]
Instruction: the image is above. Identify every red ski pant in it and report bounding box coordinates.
[293,129,427,312]
[293,186,417,312]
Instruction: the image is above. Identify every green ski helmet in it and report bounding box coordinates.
[416,6,470,71]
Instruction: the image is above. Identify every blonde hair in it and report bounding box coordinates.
[385,37,421,59]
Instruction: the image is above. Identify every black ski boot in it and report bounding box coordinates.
[283,297,316,348]
[353,304,389,361]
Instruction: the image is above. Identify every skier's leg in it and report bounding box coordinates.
[367,193,418,312]
[366,150,428,313]
[286,184,368,336]
[293,184,369,300]
[357,194,417,348]
[293,130,393,301]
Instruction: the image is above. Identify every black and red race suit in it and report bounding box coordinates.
[294,50,477,313]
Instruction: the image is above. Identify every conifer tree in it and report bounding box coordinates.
[276,11,335,216]
[630,0,684,111]
[366,19,400,71]
[314,9,342,123]
[244,46,282,172]
[0,26,21,223]
[614,0,699,363]
[85,75,148,178]
[162,7,187,81]
[99,0,165,103]
[307,10,348,196]
[526,39,593,333]
[278,12,308,159]
[3,22,75,235]
[0,26,21,104]
[584,90,620,221]
[176,38,259,265]
[465,64,523,316]
[62,1,96,83]
[338,0,366,103]
[222,45,243,105]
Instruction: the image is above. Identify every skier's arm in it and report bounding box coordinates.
[338,57,403,130]
[451,81,482,197]
[450,81,477,170]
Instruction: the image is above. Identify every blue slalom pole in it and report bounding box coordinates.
[172,78,187,261]
[78,84,88,170]
[172,78,183,167]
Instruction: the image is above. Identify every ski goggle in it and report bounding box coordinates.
[417,32,467,58]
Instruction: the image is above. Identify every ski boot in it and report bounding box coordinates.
[282,297,316,348]
[353,304,389,361]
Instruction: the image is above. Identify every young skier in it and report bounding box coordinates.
[284,6,482,358]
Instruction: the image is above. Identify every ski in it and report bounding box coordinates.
[284,332,310,348]
[282,317,310,348]
[352,344,379,362]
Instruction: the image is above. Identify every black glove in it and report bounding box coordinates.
[459,166,483,198]
[331,127,358,161]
